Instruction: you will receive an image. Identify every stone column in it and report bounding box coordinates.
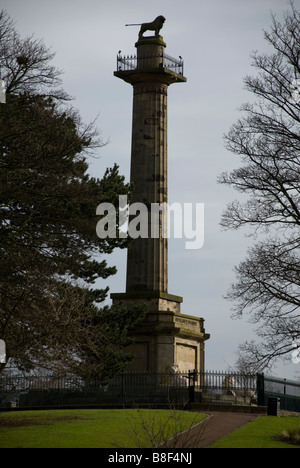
[127,80,168,292]
[115,36,184,293]
[112,34,210,373]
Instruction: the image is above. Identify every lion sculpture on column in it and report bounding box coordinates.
[126,16,166,39]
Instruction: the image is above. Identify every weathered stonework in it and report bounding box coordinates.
[111,305,209,373]
[112,33,210,373]
[111,291,183,314]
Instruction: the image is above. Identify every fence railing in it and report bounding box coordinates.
[0,369,257,408]
[1,370,299,410]
[0,369,257,390]
[257,373,300,413]
[116,52,184,76]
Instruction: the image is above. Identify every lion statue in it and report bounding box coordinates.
[138,16,166,39]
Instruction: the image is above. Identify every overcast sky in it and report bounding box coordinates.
[2,0,298,379]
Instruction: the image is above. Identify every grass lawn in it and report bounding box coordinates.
[0,408,207,448]
[209,416,300,448]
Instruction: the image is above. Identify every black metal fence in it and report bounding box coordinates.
[1,370,300,411]
[0,369,259,409]
[116,52,184,75]
[257,373,300,413]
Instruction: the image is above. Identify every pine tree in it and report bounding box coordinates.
[0,10,141,377]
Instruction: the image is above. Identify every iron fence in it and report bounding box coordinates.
[0,369,260,408]
[257,373,300,413]
[116,52,184,76]
[2,370,299,411]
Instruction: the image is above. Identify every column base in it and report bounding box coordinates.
[111,291,183,314]
[111,292,210,373]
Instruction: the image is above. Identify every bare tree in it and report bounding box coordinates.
[119,407,209,448]
[0,10,65,98]
[218,2,300,371]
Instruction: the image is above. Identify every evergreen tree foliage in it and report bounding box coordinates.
[0,10,141,377]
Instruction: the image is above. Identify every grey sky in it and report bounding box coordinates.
[1,0,298,378]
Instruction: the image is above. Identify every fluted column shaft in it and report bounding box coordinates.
[126,81,168,292]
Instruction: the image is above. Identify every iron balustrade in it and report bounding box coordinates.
[2,370,300,410]
[116,51,184,76]
[0,370,259,393]
[0,369,258,408]
[257,373,300,412]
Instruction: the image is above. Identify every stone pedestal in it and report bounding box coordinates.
[111,292,209,373]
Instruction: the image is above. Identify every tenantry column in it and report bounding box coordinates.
[115,36,185,293]
[112,32,210,373]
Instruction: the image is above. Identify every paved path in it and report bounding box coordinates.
[171,412,259,448]
[197,412,258,448]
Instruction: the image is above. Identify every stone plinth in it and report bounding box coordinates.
[111,292,210,373]
[111,291,182,313]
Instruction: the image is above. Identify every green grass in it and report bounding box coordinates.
[0,408,207,448]
[2,409,300,448]
[210,416,300,448]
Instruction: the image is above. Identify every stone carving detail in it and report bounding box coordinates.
[138,16,165,39]
[126,16,166,39]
